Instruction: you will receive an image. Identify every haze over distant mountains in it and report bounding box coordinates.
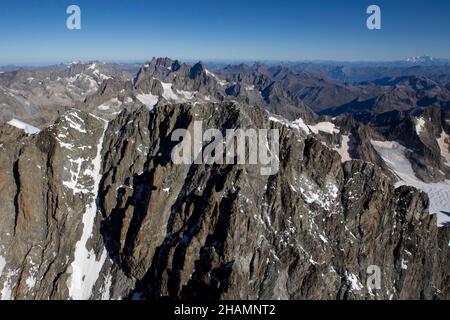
[1,55,450,126]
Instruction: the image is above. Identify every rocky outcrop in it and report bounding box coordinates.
[0,102,448,300]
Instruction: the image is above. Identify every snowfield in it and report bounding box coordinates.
[161,81,180,101]
[268,115,315,134]
[161,81,196,103]
[308,122,340,135]
[371,139,450,226]
[7,119,40,134]
[334,135,352,163]
[137,93,159,110]
[67,119,108,300]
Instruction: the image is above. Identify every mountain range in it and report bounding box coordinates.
[0,57,449,300]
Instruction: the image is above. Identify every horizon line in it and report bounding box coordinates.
[1,55,450,68]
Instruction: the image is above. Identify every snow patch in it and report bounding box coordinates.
[63,157,90,194]
[0,270,16,300]
[25,275,36,290]
[124,97,133,104]
[65,113,87,133]
[92,68,112,81]
[416,117,426,135]
[268,115,310,133]
[97,98,121,111]
[401,259,408,270]
[205,69,217,79]
[100,273,112,300]
[437,130,450,165]
[205,69,228,86]
[7,119,40,134]
[269,117,340,136]
[0,256,5,277]
[308,122,340,135]
[319,234,329,244]
[98,105,110,111]
[346,272,363,291]
[371,139,450,226]
[137,93,159,111]
[334,134,352,162]
[297,175,338,211]
[161,82,179,101]
[178,89,196,100]
[67,121,108,300]
[0,280,12,300]
[291,118,311,133]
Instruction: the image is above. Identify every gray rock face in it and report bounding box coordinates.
[130,57,316,120]
[0,109,133,300]
[0,103,448,300]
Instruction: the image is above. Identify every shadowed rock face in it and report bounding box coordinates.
[0,102,448,300]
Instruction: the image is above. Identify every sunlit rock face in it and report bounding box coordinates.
[0,103,448,300]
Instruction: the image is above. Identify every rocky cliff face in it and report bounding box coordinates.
[0,102,448,300]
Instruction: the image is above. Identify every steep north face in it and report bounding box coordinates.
[0,102,448,300]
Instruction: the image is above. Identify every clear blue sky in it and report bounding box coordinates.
[0,0,449,64]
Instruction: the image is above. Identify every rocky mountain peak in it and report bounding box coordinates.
[152,57,174,68]
[406,55,434,64]
[0,102,448,300]
[1,56,450,301]
[189,61,207,79]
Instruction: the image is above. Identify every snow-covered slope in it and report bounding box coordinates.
[137,93,159,110]
[334,134,352,163]
[437,131,450,165]
[67,119,108,300]
[308,122,340,135]
[7,119,40,134]
[371,139,450,226]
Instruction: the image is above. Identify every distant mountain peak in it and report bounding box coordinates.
[406,55,434,63]
[190,61,207,78]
